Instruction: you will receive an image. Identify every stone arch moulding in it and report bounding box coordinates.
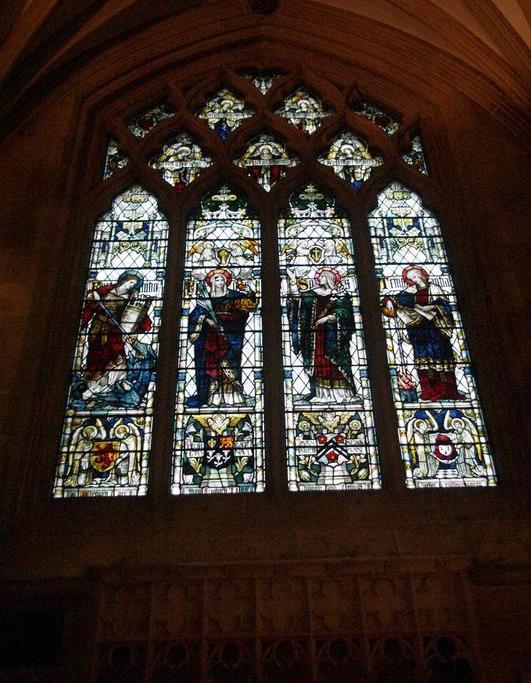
[0,0,528,138]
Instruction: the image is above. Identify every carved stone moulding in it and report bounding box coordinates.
[247,0,280,14]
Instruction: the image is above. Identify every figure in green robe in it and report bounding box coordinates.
[287,267,356,403]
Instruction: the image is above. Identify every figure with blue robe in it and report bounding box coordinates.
[381,265,464,401]
[186,268,257,408]
[71,270,155,409]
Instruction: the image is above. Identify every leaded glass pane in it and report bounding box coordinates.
[53,187,169,497]
[235,133,298,191]
[402,135,428,175]
[279,185,381,491]
[275,88,332,135]
[241,71,282,95]
[196,89,254,140]
[318,131,383,189]
[172,186,265,494]
[149,133,213,191]
[103,139,129,179]
[351,100,400,135]
[368,182,497,488]
[127,104,176,138]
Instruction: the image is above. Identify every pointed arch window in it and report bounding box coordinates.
[369,183,497,487]
[172,186,265,494]
[53,187,169,497]
[52,66,497,497]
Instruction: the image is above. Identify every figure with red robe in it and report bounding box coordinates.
[75,270,152,406]
[381,265,464,401]
[287,267,356,403]
[186,268,257,408]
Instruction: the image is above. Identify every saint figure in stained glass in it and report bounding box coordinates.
[73,270,155,410]
[187,268,258,408]
[197,89,254,139]
[287,267,356,402]
[275,87,331,135]
[381,265,463,401]
[369,182,496,488]
[235,133,298,191]
[172,186,264,494]
[319,132,383,189]
[54,186,169,497]
[279,185,381,491]
[149,133,212,190]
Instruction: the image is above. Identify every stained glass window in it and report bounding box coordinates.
[235,133,298,191]
[172,186,265,494]
[149,133,213,191]
[275,87,332,135]
[351,99,400,135]
[55,66,497,499]
[196,88,254,140]
[278,185,381,491]
[368,182,497,488]
[402,135,428,175]
[54,187,169,497]
[319,131,383,189]
[103,139,129,179]
[242,71,282,95]
[127,104,176,138]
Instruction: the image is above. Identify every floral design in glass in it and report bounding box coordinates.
[103,139,129,179]
[368,182,497,488]
[172,186,265,494]
[402,135,428,175]
[54,187,169,497]
[275,87,332,135]
[278,185,381,491]
[149,133,213,191]
[351,99,400,135]
[319,131,383,189]
[241,72,282,95]
[127,103,176,138]
[196,88,254,140]
[235,133,298,191]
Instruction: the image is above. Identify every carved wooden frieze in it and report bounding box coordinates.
[90,558,477,681]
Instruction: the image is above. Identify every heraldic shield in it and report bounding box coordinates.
[180,414,255,490]
[204,434,236,470]
[90,440,121,473]
[316,432,349,466]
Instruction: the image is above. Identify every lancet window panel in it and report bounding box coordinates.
[172,186,265,495]
[368,182,497,488]
[53,187,169,498]
[278,185,381,491]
